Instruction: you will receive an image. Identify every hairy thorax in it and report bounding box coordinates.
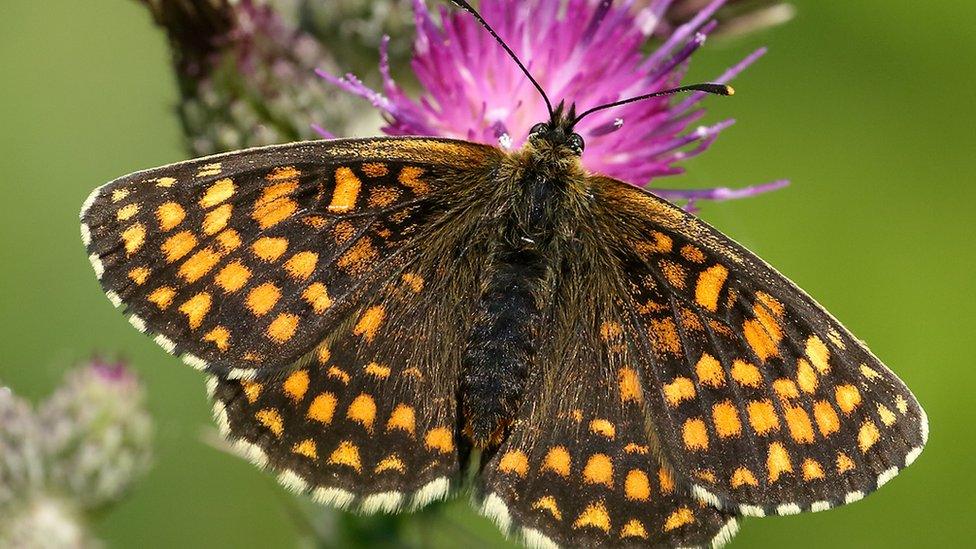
[460,139,591,447]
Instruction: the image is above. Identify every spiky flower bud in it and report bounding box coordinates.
[38,360,153,510]
[0,389,43,512]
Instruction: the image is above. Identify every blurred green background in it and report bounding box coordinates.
[1,0,973,547]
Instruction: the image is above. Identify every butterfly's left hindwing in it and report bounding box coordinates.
[80,138,500,378]
[594,176,928,517]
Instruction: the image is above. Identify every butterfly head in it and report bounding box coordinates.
[528,101,585,156]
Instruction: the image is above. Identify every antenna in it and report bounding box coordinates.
[573,83,734,125]
[448,0,555,119]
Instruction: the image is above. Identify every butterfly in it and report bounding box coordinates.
[79,1,926,547]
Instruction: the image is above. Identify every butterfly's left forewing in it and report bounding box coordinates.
[595,176,928,517]
[81,138,500,378]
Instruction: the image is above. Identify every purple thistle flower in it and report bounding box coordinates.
[319,0,786,204]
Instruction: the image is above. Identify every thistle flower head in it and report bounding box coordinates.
[321,0,786,200]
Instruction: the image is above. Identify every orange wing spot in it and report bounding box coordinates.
[828,329,846,349]
[624,470,651,501]
[663,377,696,407]
[367,186,401,208]
[293,439,318,459]
[773,378,799,401]
[246,282,281,316]
[542,446,571,477]
[878,404,897,426]
[253,195,297,229]
[215,229,241,252]
[179,292,212,330]
[401,273,424,293]
[329,167,362,213]
[116,203,139,221]
[283,369,310,402]
[600,321,623,341]
[694,264,729,312]
[858,420,881,452]
[386,404,416,435]
[424,427,454,454]
[255,408,284,437]
[196,162,222,177]
[148,286,176,310]
[155,177,176,188]
[266,313,299,342]
[333,221,356,244]
[583,454,614,487]
[337,237,379,275]
[836,452,856,474]
[589,419,616,439]
[375,454,406,474]
[806,335,831,374]
[241,381,262,403]
[813,400,841,436]
[121,223,146,255]
[316,345,331,364]
[747,400,780,435]
[835,384,862,414]
[573,501,611,533]
[302,283,333,313]
[712,400,743,438]
[658,467,675,494]
[731,359,761,388]
[753,306,783,346]
[731,467,759,488]
[679,307,704,331]
[785,406,815,444]
[307,392,337,424]
[304,215,327,229]
[649,317,682,356]
[215,261,250,293]
[179,247,221,283]
[694,469,717,483]
[618,367,643,404]
[128,267,150,285]
[695,353,725,387]
[498,450,530,477]
[363,362,391,379]
[532,496,562,521]
[636,299,666,315]
[200,178,235,208]
[347,393,377,432]
[398,166,429,195]
[202,203,232,235]
[252,236,288,261]
[155,202,185,231]
[203,326,231,351]
[744,319,779,362]
[266,166,300,181]
[111,188,130,202]
[328,440,362,473]
[682,418,709,451]
[680,244,706,263]
[327,366,350,384]
[796,359,819,394]
[659,259,688,290]
[624,443,649,455]
[767,442,793,483]
[361,162,389,177]
[353,306,385,341]
[621,519,649,540]
[161,231,197,263]
[802,458,825,481]
[635,231,672,256]
[284,251,318,280]
[663,508,695,532]
[860,364,882,381]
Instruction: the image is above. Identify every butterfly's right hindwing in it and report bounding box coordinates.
[81,138,501,378]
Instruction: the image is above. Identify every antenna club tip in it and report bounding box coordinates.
[724,85,735,96]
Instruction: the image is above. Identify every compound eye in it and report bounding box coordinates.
[568,133,585,153]
[529,122,548,136]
